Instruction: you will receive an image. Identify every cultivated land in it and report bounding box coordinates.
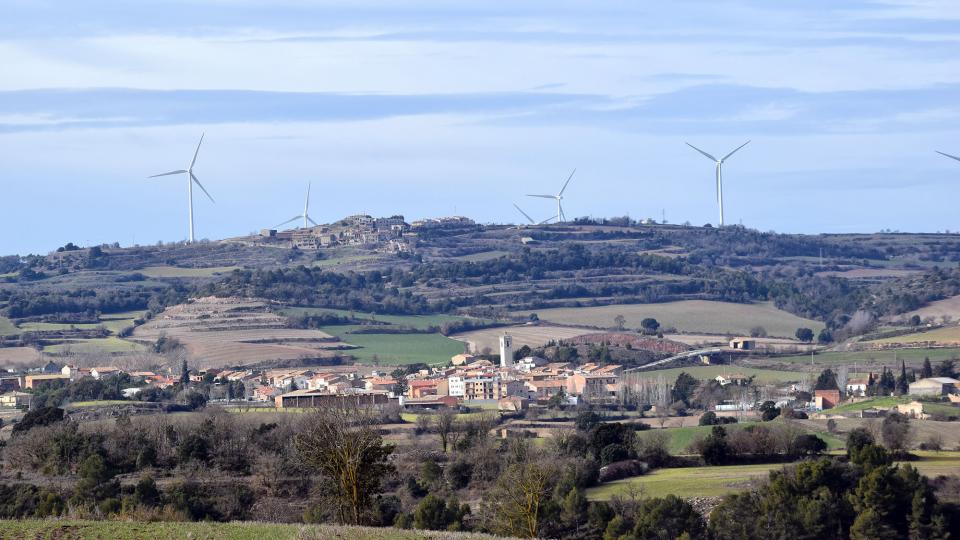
[43,336,146,354]
[868,325,960,345]
[137,265,240,278]
[0,520,507,540]
[520,300,824,337]
[451,324,603,352]
[282,307,477,330]
[0,346,41,368]
[752,347,960,369]
[0,316,19,336]
[318,326,466,365]
[902,294,960,321]
[624,365,807,384]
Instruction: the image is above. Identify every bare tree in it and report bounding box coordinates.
[614,314,626,331]
[432,408,458,452]
[489,452,556,538]
[836,365,850,396]
[294,406,394,525]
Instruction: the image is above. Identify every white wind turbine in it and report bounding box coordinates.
[527,168,576,223]
[685,140,750,227]
[276,182,318,229]
[148,134,214,243]
[937,150,960,165]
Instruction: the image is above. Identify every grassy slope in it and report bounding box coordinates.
[523,300,824,337]
[0,316,20,336]
[43,337,146,354]
[325,329,465,365]
[636,422,844,455]
[138,265,239,278]
[869,326,960,345]
[284,307,475,330]
[0,520,504,540]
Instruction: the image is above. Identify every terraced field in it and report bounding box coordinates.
[520,300,824,338]
[43,336,146,354]
[0,316,19,336]
[0,346,41,368]
[283,307,477,330]
[138,265,240,278]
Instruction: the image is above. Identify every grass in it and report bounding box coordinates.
[587,463,780,500]
[626,366,805,384]
[0,316,20,336]
[318,326,465,365]
[637,421,844,455]
[15,310,145,336]
[586,451,960,501]
[43,337,145,354]
[284,307,478,330]
[66,400,132,409]
[522,300,824,337]
[826,396,910,414]
[771,347,960,366]
[138,265,239,278]
[0,520,503,539]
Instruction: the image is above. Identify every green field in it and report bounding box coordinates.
[869,326,960,345]
[771,347,960,366]
[0,316,20,336]
[637,422,844,456]
[284,307,478,330]
[627,366,805,384]
[43,337,145,354]
[138,265,239,278]
[587,463,780,499]
[827,396,909,414]
[521,300,824,337]
[328,330,465,365]
[587,451,960,501]
[18,322,102,332]
[0,520,501,540]
[66,400,132,409]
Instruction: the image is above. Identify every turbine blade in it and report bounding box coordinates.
[307,216,319,226]
[538,216,554,225]
[558,168,576,196]
[686,143,718,162]
[190,133,205,169]
[305,182,311,213]
[148,170,187,178]
[721,140,751,161]
[276,216,302,228]
[936,150,960,163]
[191,172,215,203]
[526,194,556,199]
[513,203,536,224]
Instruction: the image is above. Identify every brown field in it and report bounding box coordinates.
[867,325,960,346]
[0,347,41,369]
[517,300,824,338]
[132,297,346,368]
[817,268,921,279]
[451,324,602,352]
[901,295,960,322]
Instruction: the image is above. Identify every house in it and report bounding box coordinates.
[525,378,568,399]
[729,338,755,350]
[0,391,32,409]
[90,366,121,380]
[515,356,549,372]
[364,377,397,393]
[24,373,69,389]
[814,389,842,410]
[715,373,749,387]
[451,353,477,366]
[567,373,619,399]
[895,401,928,420]
[846,378,869,397]
[41,361,61,374]
[447,376,466,398]
[409,379,442,398]
[253,385,279,402]
[909,377,959,397]
[0,377,21,392]
[498,396,529,412]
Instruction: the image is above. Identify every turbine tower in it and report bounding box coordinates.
[527,168,576,223]
[685,141,750,227]
[276,182,318,229]
[148,134,214,243]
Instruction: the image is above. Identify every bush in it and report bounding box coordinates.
[600,444,630,466]
[598,460,649,483]
[11,407,64,434]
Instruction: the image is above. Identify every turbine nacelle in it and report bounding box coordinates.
[148,133,213,243]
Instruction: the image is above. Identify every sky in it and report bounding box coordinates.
[2,0,960,255]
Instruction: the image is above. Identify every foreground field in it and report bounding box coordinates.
[520,300,824,337]
[587,451,960,501]
[0,520,505,540]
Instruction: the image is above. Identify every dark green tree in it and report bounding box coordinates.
[920,357,933,379]
[632,495,706,540]
[796,327,815,342]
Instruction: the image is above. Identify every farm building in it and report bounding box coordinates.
[846,378,869,397]
[274,389,395,409]
[24,373,69,389]
[814,389,841,410]
[0,391,32,409]
[909,377,959,397]
[450,353,477,366]
[729,338,755,350]
[403,395,458,410]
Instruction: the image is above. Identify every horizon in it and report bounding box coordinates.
[3,1,960,254]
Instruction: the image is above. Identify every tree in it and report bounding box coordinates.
[749,326,767,338]
[760,401,780,422]
[613,314,626,331]
[910,314,922,326]
[847,427,876,459]
[489,458,556,538]
[935,358,957,378]
[818,328,834,344]
[814,368,839,391]
[179,358,190,386]
[390,368,409,397]
[432,408,458,453]
[294,407,395,525]
[796,327,815,342]
[881,413,912,453]
[632,495,706,540]
[701,426,730,465]
[671,372,699,406]
[896,360,909,396]
[920,357,933,379]
[640,318,660,333]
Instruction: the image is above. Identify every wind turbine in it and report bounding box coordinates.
[937,150,960,165]
[276,182,318,229]
[512,203,553,226]
[685,140,750,227]
[527,168,576,223]
[148,134,214,243]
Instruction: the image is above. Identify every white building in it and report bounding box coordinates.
[499,333,514,368]
[447,376,465,398]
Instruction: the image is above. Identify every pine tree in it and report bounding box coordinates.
[896,360,909,396]
[920,357,933,379]
[180,358,189,386]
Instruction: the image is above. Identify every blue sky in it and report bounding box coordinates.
[2,1,960,255]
